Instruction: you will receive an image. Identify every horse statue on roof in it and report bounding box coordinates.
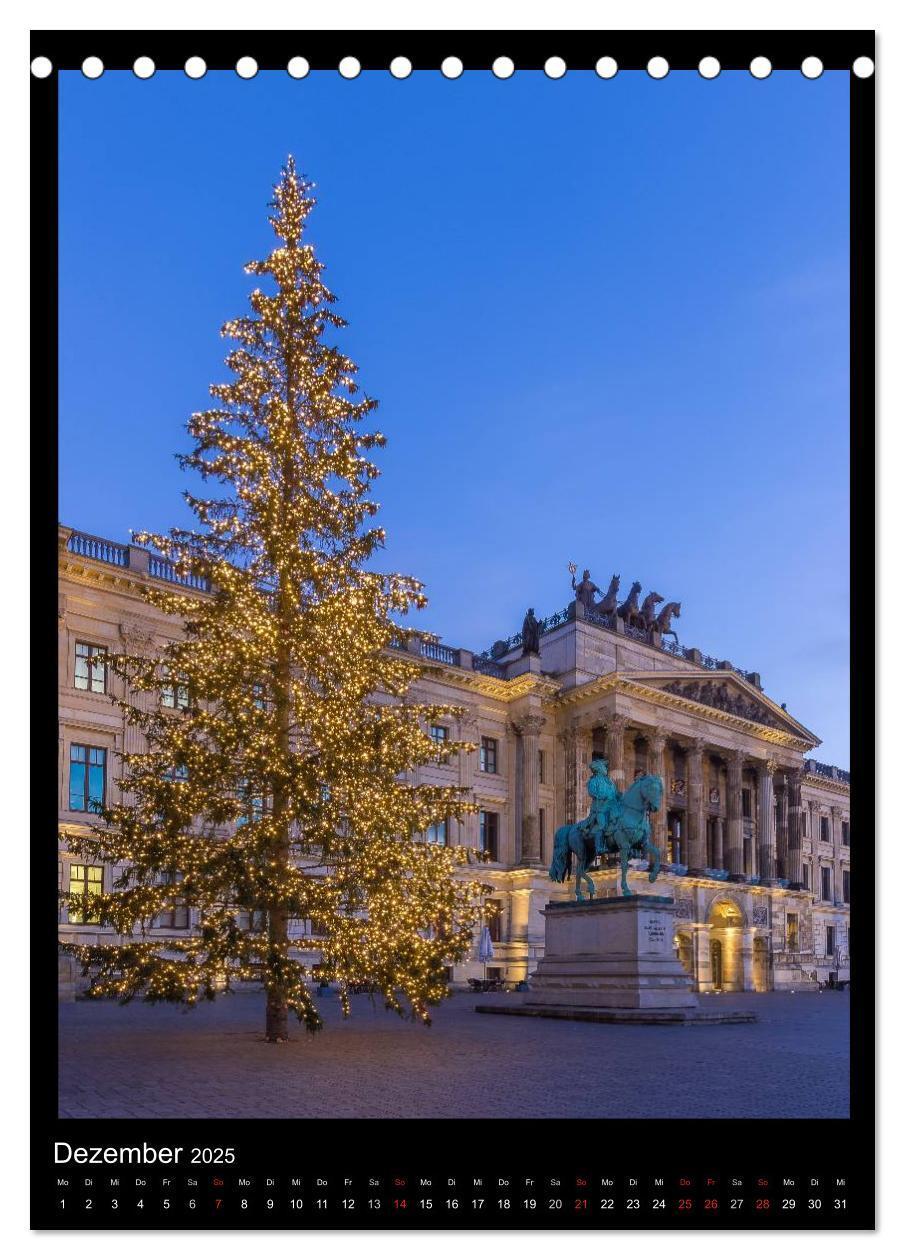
[549,761,663,899]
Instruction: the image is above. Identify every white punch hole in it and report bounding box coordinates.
[544,57,566,79]
[185,57,207,80]
[852,56,874,79]
[287,58,309,79]
[133,57,155,79]
[236,57,258,80]
[595,57,618,79]
[390,57,412,79]
[339,57,361,79]
[750,57,772,79]
[647,57,669,80]
[81,57,104,80]
[492,57,515,79]
[441,57,464,79]
[801,57,824,80]
[698,57,720,79]
[31,56,53,78]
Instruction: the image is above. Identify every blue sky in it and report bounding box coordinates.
[58,69,850,765]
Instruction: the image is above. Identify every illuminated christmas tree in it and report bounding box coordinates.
[63,158,488,1041]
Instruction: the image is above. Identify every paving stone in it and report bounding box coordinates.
[59,989,849,1119]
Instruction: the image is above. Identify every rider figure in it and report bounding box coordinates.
[579,756,619,848]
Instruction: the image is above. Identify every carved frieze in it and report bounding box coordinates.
[661,679,781,728]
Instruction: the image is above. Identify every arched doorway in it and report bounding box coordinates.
[753,937,770,992]
[710,939,723,990]
[707,897,746,992]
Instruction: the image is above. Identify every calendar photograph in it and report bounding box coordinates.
[33,29,874,1233]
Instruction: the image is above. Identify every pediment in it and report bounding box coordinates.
[628,671,818,741]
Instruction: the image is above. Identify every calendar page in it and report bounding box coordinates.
[32,27,874,1232]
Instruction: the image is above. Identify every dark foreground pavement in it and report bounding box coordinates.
[58,988,849,1120]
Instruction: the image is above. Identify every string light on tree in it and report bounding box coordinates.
[61,159,489,1041]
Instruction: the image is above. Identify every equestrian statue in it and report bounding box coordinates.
[549,757,664,899]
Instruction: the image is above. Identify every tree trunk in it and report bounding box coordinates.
[265,975,289,1042]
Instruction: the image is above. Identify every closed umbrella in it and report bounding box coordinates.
[478,924,495,987]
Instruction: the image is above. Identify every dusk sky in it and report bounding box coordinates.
[58,69,850,766]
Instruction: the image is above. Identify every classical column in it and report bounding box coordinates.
[604,715,629,790]
[513,713,546,865]
[458,714,480,847]
[774,773,789,880]
[786,767,804,888]
[713,816,725,870]
[726,749,745,878]
[563,721,593,825]
[757,759,778,880]
[686,738,707,872]
[648,729,668,855]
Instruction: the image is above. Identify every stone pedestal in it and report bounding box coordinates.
[529,895,698,1010]
[475,895,756,1024]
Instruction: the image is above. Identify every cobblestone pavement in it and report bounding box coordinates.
[59,989,849,1120]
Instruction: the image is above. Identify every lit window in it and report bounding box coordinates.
[74,642,106,693]
[479,737,498,774]
[69,864,103,924]
[68,745,106,813]
[787,913,799,953]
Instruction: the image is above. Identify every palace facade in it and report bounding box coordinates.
[58,525,851,997]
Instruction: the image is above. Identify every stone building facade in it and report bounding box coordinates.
[58,526,851,996]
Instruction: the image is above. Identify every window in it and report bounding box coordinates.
[237,783,264,826]
[821,866,832,902]
[74,642,106,693]
[820,815,830,844]
[539,807,546,858]
[488,898,503,942]
[825,925,836,957]
[741,788,752,818]
[802,809,809,837]
[842,820,850,847]
[802,862,810,890]
[843,869,851,903]
[69,744,106,813]
[164,763,189,782]
[538,749,546,784]
[479,810,499,861]
[161,670,190,710]
[69,864,103,924]
[154,873,189,930]
[237,909,267,931]
[429,724,449,763]
[479,737,498,774]
[787,913,799,953]
[426,819,447,845]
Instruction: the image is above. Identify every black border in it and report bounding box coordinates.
[32,29,876,1232]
